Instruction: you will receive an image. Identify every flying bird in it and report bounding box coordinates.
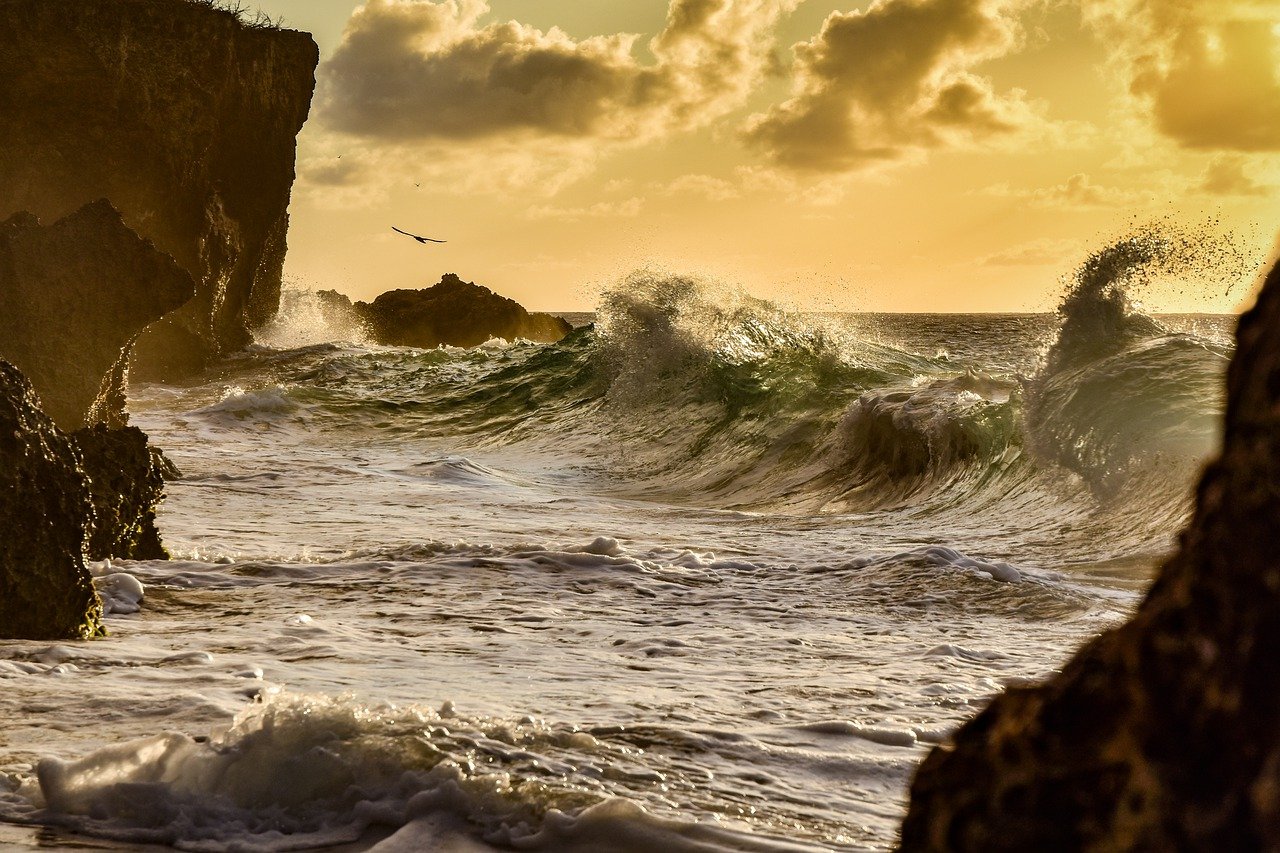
[392,226,446,245]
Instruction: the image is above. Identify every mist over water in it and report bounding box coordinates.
[0,236,1253,850]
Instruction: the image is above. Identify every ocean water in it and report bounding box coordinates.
[0,250,1241,850]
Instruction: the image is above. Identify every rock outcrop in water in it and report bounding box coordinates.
[0,364,103,641]
[353,274,573,348]
[901,256,1280,849]
[75,425,175,562]
[0,0,319,379]
[0,201,195,431]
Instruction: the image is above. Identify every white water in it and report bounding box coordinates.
[0,298,1234,850]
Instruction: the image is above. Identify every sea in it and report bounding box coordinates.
[0,235,1247,851]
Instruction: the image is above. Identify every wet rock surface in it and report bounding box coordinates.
[0,201,194,431]
[74,425,173,562]
[0,364,103,641]
[0,0,319,379]
[355,274,573,348]
[900,257,1280,850]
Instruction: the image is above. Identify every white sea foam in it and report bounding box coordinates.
[4,299,1219,851]
[92,573,145,615]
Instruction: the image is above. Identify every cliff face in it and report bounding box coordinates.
[355,274,574,349]
[0,0,319,379]
[0,201,195,431]
[0,364,103,641]
[900,256,1280,850]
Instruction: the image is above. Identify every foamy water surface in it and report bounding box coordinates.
[0,262,1242,850]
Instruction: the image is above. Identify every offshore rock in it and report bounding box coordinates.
[0,363,103,641]
[0,0,319,379]
[900,256,1280,849]
[74,425,173,562]
[356,274,573,348]
[0,201,195,431]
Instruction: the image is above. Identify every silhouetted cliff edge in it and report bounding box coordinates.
[901,253,1280,849]
[0,0,319,379]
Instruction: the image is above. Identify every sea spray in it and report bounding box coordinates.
[256,287,370,350]
[1023,225,1251,506]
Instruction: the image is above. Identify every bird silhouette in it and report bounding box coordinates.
[392,226,446,244]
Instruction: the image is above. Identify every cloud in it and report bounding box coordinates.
[659,174,743,201]
[978,237,1082,266]
[525,197,645,221]
[1198,155,1269,196]
[983,173,1145,209]
[1082,0,1280,150]
[742,0,1045,172]
[320,0,798,143]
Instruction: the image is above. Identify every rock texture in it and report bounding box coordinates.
[0,201,195,430]
[355,274,573,349]
[0,363,103,641]
[0,0,319,379]
[74,426,174,562]
[900,257,1280,850]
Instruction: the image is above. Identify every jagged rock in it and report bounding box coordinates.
[355,274,573,349]
[74,425,173,562]
[0,201,195,431]
[0,363,103,641]
[0,0,319,379]
[900,256,1280,849]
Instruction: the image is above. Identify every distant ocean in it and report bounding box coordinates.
[0,253,1237,850]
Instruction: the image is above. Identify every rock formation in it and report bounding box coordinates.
[75,425,175,562]
[0,201,195,431]
[0,364,103,641]
[354,274,573,349]
[0,0,319,379]
[900,256,1280,849]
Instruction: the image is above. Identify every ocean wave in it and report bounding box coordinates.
[148,255,1242,550]
[1024,230,1234,505]
[14,692,830,852]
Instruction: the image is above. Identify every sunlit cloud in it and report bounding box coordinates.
[742,0,1048,172]
[319,0,799,143]
[1198,154,1270,196]
[978,236,1084,266]
[1082,0,1280,151]
[982,173,1148,209]
[658,174,744,201]
[525,198,645,221]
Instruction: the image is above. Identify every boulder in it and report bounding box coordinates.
[0,363,103,641]
[0,201,195,431]
[0,0,319,379]
[356,274,573,348]
[900,255,1280,849]
[74,425,175,562]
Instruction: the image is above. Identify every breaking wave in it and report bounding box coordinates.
[183,236,1249,552]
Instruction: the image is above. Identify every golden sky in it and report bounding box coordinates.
[250,0,1280,312]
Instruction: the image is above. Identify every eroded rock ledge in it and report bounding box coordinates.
[0,0,319,379]
[0,201,193,637]
[0,201,194,431]
[900,256,1280,849]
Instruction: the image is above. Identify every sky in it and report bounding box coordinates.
[246,0,1280,312]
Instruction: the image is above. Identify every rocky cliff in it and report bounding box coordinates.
[0,364,103,641]
[0,0,319,379]
[900,255,1280,849]
[0,201,195,431]
[353,274,573,349]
